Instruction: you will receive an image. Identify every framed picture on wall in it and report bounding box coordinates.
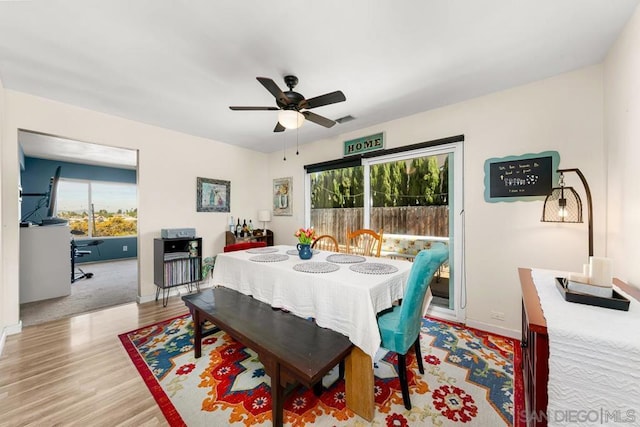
[273,177,292,216]
[197,177,230,212]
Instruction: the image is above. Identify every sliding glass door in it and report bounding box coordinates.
[306,141,464,321]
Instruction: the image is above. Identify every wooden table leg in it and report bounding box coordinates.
[193,308,202,358]
[345,346,374,421]
[261,355,283,427]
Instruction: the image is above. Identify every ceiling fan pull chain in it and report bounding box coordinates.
[296,126,299,155]
[283,132,286,161]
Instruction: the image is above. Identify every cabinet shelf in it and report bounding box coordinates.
[154,237,202,306]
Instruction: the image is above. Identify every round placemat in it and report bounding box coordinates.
[293,262,340,274]
[349,262,399,275]
[249,254,289,263]
[326,254,366,264]
[246,247,279,254]
[286,248,320,256]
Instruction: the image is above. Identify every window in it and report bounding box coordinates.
[305,136,464,320]
[57,179,137,237]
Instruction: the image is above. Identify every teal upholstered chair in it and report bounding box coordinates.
[377,242,449,410]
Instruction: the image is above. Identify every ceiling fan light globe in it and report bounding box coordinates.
[278,110,304,129]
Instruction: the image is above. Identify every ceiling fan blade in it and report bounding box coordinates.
[229,106,279,111]
[273,122,285,132]
[302,111,336,128]
[257,77,289,105]
[303,91,346,109]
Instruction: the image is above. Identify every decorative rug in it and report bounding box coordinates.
[119,314,522,426]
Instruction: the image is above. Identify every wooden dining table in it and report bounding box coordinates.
[210,245,414,421]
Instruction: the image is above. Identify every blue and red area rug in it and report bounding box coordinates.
[119,314,522,426]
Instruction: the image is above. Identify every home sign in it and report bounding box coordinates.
[343,132,384,157]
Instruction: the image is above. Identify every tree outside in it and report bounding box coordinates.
[310,154,449,241]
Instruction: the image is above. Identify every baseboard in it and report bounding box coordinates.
[465,318,520,340]
[0,321,23,356]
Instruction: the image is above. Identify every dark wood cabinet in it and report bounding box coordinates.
[519,268,639,427]
[154,237,202,306]
[519,268,548,427]
[225,229,274,247]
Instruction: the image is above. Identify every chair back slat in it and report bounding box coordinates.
[346,229,383,257]
[311,235,339,252]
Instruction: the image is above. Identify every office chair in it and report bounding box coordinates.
[70,237,104,283]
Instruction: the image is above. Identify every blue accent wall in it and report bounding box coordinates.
[21,157,138,262]
[73,236,138,263]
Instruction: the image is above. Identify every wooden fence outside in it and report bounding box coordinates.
[311,206,449,245]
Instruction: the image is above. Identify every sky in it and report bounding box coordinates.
[57,180,137,213]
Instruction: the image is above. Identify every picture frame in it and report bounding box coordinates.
[197,177,230,212]
[273,177,292,216]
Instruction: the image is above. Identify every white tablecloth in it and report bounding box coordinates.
[531,269,640,426]
[211,245,413,360]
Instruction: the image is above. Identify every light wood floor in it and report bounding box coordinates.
[0,296,189,426]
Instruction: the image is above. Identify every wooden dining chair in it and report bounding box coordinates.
[346,228,383,257]
[311,234,339,252]
[377,243,449,410]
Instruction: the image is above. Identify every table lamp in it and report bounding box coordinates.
[258,210,271,235]
[541,168,593,257]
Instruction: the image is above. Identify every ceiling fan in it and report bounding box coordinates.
[229,75,346,132]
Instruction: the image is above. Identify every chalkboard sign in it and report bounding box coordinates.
[484,151,560,202]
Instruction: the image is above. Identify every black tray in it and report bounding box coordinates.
[555,277,630,311]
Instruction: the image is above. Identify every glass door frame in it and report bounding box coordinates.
[304,140,465,322]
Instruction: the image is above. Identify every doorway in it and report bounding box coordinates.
[18,130,139,326]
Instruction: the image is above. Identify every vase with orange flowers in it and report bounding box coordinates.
[294,227,316,259]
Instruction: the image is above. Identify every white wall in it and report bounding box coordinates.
[268,66,606,335]
[0,91,271,333]
[0,64,623,339]
[604,5,640,286]
[0,76,9,343]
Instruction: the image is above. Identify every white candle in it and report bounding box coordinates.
[568,273,590,284]
[589,257,613,287]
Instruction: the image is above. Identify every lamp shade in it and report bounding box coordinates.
[541,186,583,223]
[278,110,304,129]
[540,168,593,257]
[258,210,272,222]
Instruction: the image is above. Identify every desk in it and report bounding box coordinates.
[211,245,413,420]
[20,225,70,303]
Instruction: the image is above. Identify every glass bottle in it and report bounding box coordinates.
[235,219,241,237]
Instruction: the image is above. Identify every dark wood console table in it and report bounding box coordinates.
[519,267,639,427]
[225,229,273,247]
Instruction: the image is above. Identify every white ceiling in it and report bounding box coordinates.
[19,131,137,170]
[1,0,638,165]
